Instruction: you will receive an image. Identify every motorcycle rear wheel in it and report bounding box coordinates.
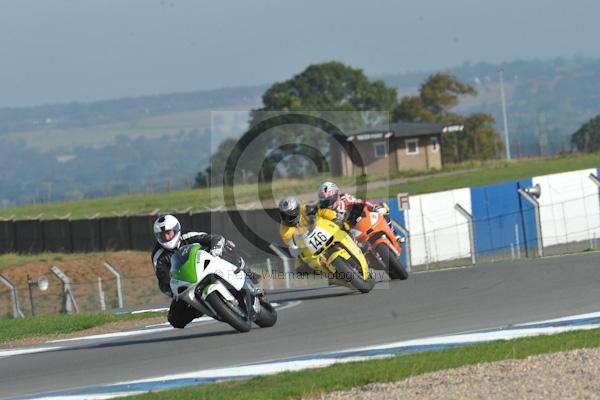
[376,243,408,280]
[255,299,278,328]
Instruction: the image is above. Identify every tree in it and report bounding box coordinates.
[392,73,501,162]
[194,138,238,187]
[571,114,600,153]
[226,61,399,182]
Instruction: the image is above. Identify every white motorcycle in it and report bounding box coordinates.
[169,243,277,332]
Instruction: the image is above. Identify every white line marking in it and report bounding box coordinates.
[130,307,168,314]
[46,326,174,343]
[0,346,63,358]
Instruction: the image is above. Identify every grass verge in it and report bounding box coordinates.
[124,327,600,400]
[0,312,164,344]
[373,153,600,198]
[2,153,599,220]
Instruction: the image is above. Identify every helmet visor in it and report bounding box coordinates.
[156,229,177,243]
[280,209,300,226]
[319,195,337,209]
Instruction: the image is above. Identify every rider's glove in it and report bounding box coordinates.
[210,236,226,257]
[288,242,300,258]
[375,205,388,215]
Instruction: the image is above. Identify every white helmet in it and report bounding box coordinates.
[153,215,181,250]
[317,181,340,209]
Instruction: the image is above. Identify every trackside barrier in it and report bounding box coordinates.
[517,188,544,257]
[51,266,79,314]
[454,203,476,265]
[104,261,125,309]
[0,274,25,318]
[269,244,292,289]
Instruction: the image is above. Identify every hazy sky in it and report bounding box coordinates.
[1,0,599,108]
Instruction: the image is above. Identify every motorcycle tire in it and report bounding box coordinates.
[254,299,278,328]
[332,257,375,293]
[376,243,408,280]
[206,291,252,333]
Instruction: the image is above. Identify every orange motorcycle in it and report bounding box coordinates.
[346,204,408,280]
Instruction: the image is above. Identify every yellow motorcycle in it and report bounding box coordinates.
[293,215,375,293]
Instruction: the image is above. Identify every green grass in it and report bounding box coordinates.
[0,173,370,220]
[372,153,600,198]
[0,312,165,344]
[124,327,600,399]
[2,152,600,220]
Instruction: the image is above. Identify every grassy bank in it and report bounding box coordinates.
[125,327,600,400]
[1,153,600,220]
[0,312,164,344]
[375,153,600,198]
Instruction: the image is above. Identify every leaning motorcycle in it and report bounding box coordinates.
[294,215,375,293]
[169,243,277,332]
[346,204,408,280]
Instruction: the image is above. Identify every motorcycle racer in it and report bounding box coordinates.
[151,214,261,328]
[278,196,339,257]
[317,181,400,241]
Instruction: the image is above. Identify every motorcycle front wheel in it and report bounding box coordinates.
[331,257,375,293]
[206,291,252,333]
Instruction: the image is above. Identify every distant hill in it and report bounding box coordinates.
[0,85,265,206]
[0,85,267,135]
[3,57,600,206]
[378,57,600,156]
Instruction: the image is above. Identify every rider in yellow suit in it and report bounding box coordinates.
[277,196,338,270]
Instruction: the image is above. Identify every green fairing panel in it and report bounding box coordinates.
[171,243,200,283]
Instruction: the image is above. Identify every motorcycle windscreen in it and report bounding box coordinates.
[170,243,200,283]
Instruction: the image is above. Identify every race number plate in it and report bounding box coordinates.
[306,227,332,254]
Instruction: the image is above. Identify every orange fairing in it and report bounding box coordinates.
[352,206,401,254]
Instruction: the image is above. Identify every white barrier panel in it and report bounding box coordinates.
[406,188,472,265]
[533,169,600,247]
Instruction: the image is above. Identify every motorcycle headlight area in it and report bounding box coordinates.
[369,213,379,225]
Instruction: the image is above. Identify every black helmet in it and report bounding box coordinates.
[278,196,300,227]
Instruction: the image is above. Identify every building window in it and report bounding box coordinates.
[431,137,439,152]
[374,142,388,158]
[405,138,419,155]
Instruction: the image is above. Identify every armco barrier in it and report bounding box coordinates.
[0,220,16,253]
[15,219,43,253]
[0,209,282,259]
[71,218,101,252]
[42,219,72,252]
[3,166,600,269]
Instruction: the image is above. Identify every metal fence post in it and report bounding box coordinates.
[518,188,544,257]
[391,220,412,273]
[104,261,125,309]
[514,224,521,259]
[98,277,106,311]
[454,204,476,265]
[266,258,275,290]
[269,244,292,289]
[50,266,79,314]
[0,274,25,318]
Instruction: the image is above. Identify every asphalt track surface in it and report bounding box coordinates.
[3,251,600,399]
